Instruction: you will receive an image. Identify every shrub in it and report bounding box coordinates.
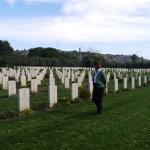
[9,77,16,81]
[35,101,49,111]
[118,78,123,83]
[19,109,33,117]
[79,88,90,100]
[110,73,114,80]
[71,98,82,103]
[123,88,129,91]
[143,83,147,87]
[45,71,49,78]
[59,96,70,106]
[85,73,88,79]
[0,110,19,120]
[115,90,120,94]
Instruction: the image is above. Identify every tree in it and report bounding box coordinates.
[131,54,138,64]
[0,40,14,56]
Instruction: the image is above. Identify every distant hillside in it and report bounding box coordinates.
[103,54,150,64]
[17,48,150,65]
[1,39,150,67]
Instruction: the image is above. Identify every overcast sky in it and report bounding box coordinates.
[1,0,150,58]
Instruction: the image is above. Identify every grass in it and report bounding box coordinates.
[0,72,149,150]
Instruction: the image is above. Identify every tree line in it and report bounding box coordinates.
[0,40,150,68]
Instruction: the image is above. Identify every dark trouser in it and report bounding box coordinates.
[92,84,105,114]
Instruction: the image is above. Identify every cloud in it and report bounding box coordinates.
[5,0,17,6]
[23,0,61,4]
[2,0,150,50]
[4,0,61,5]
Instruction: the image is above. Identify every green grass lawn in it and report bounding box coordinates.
[0,75,149,150]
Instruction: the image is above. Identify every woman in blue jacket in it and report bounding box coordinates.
[92,61,106,114]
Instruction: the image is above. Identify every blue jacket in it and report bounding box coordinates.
[92,70,106,88]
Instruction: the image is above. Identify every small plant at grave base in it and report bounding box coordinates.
[143,83,147,87]
[35,101,49,111]
[45,71,49,78]
[20,86,28,89]
[79,88,91,101]
[19,109,33,117]
[104,91,108,96]
[31,92,37,96]
[9,77,15,81]
[118,78,123,83]
[137,85,142,88]
[71,97,82,103]
[110,73,114,80]
[85,73,88,79]
[115,90,120,94]
[59,96,70,106]
[0,110,19,120]
[123,88,129,91]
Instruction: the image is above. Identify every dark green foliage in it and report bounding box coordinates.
[79,88,91,100]
[19,109,33,116]
[0,110,18,120]
[9,77,16,81]
[71,97,82,103]
[131,54,138,63]
[0,40,14,56]
[1,39,150,68]
[35,101,49,111]
[59,96,70,106]
[118,78,123,83]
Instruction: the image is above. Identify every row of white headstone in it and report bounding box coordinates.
[88,70,149,94]
[55,68,85,101]
[1,67,150,112]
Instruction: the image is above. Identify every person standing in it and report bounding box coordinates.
[92,61,106,114]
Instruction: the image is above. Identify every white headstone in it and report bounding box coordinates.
[144,76,147,84]
[71,73,75,82]
[31,79,38,93]
[131,77,135,89]
[138,76,141,87]
[65,77,70,89]
[89,81,93,97]
[18,88,30,112]
[20,75,26,87]
[71,83,78,100]
[49,77,55,86]
[61,74,65,84]
[0,74,3,85]
[48,85,57,108]
[114,79,119,92]
[77,77,82,87]
[2,76,8,90]
[105,83,108,94]
[8,81,16,96]
[123,78,128,89]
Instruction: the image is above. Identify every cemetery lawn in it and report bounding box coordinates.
[0,87,150,150]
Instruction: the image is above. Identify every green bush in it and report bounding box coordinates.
[71,98,82,103]
[118,78,123,83]
[19,109,33,117]
[45,71,49,78]
[59,96,70,106]
[35,101,49,111]
[9,77,16,81]
[0,110,19,120]
[79,88,90,100]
